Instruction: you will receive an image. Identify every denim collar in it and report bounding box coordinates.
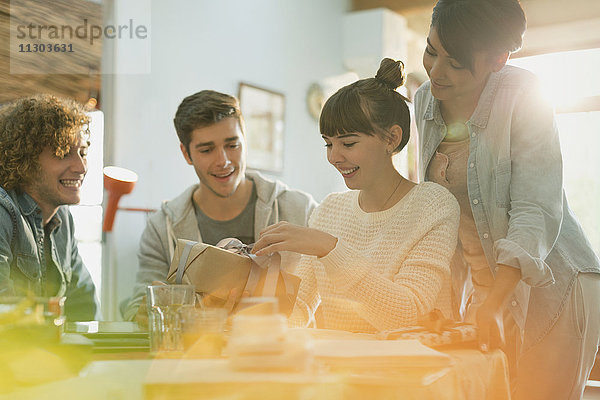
[422,67,504,129]
[15,190,40,217]
[15,190,62,230]
[422,93,446,127]
[468,69,503,129]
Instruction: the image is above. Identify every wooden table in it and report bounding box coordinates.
[142,348,510,400]
[0,330,511,400]
[0,350,510,400]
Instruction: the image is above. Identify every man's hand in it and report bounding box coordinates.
[251,222,337,258]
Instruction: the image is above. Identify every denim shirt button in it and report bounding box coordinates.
[483,233,489,239]
[469,162,475,168]
[472,199,479,205]
[471,132,476,138]
[511,300,517,307]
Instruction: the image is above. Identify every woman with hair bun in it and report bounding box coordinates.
[252,58,460,332]
[415,0,600,398]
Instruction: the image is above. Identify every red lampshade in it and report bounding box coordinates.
[103,166,138,232]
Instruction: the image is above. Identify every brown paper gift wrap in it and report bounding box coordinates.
[166,239,300,316]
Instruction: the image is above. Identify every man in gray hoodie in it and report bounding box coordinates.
[123,90,317,321]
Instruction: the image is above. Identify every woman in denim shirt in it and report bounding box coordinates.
[414,0,600,399]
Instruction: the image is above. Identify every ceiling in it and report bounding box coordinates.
[352,0,600,57]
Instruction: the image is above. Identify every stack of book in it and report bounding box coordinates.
[63,321,149,353]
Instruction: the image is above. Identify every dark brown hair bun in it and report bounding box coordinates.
[374,58,406,90]
[319,57,411,154]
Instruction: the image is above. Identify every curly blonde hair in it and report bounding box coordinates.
[0,94,90,190]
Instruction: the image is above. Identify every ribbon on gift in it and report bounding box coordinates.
[376,309,478,346]
[216,238,298,299]
[174,238,296,300]
[418,309,454,333]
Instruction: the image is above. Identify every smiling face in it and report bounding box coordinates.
[324,132,392,191]
[423,27,501,105]
[181,117,247,199]
[23,135,89,223]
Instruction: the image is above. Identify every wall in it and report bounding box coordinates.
[103,0,351,319]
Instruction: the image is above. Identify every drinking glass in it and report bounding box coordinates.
[146,284,195,355]
[181,307,228,358]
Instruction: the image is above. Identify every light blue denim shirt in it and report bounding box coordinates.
[0,187,100,321]
[415,65,600,351]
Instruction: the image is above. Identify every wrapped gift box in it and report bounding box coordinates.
[167,239,300,315]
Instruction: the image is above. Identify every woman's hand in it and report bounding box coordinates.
[476,264,521,352]
[251,221,338,258]
[476,301,505,352]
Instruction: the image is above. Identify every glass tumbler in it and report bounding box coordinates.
[146,284,195,355]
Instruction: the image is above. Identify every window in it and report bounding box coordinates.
[509,49,600,254]
[70,110,104,304]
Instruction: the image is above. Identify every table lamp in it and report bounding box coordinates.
[103,166,138,232]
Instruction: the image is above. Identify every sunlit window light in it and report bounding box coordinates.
[510,48,600,255]
[509,48,600,109]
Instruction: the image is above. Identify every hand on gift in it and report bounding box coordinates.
[252,222,338,258]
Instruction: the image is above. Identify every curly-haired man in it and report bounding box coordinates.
[0,95,100,321]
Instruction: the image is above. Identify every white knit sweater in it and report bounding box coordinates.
[290,182,460,333]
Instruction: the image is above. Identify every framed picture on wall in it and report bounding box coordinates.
[238,83,285,173]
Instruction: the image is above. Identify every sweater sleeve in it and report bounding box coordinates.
[122,212,171,321]
[288,199,327,327]
[318,193,459,330]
